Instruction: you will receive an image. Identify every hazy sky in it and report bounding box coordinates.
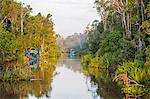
[17,0,99,38]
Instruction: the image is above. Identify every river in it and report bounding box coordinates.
[1,56,144,99]
[47,57,101,99]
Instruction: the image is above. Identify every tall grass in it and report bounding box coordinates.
[0,66,32,82]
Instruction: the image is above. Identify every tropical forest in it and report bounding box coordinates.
[0,0,150,99]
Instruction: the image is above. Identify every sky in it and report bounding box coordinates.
[17,0,99,38]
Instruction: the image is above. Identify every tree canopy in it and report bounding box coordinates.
[82,0,150,96]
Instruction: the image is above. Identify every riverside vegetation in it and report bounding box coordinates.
[81,0,150,97]
[0,0,60,82]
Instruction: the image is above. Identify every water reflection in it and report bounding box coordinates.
[91,70,123,99]
[58,56,82,72]
[2,56,149,99]
[0,81,52,98]
[49,56,101,99]
[83,65,150,99]
[0,58,57,99]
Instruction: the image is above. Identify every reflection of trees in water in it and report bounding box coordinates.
[59,56,122,98]
[58,56,82,72]
[0,76,52,98]
[86,75,100,99]
[0,63,56,98]
[143,94,150,99]
[84,67,150,99]
[88,69,123,99]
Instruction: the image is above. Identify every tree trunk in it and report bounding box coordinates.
[136,0,145,50]
[121,15,126,40]
[21,4,24,35]
[41,35,45,54]
[137,24,143,50]
[122,12,128,37]
[103,19,107,32]
[140,0,145,23]
[122,11,131,39]
[0,1,2,13]
[126,12,131,38]
[29,32,32,47]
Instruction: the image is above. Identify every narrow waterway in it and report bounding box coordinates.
[0,56,123,99]
[34,56,122,99]
[47,57,100,99]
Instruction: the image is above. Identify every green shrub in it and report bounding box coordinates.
[0,66,32,82]
[145,47,150,66]
[88,56,105,76]
[89,56,104,68]
[130,67,147,83]
[115,60,148,83]
[81,54,92,70]
[115,60,140,75]
[122,86,147,95]
[0,26,17,61]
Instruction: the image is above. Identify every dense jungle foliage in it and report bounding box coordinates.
[82,0,150,96]
[0,0,60,81]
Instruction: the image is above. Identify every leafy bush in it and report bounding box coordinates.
[81,54,92,70]
[88,56,105,76]
[145,47,150,66]
[115,61,140,75]
[0,66,32,82]
[115,60,150,83]
[122,86,147,95]
[0,26,17,61]
[130,67,147,83]
[89,56,104,68]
